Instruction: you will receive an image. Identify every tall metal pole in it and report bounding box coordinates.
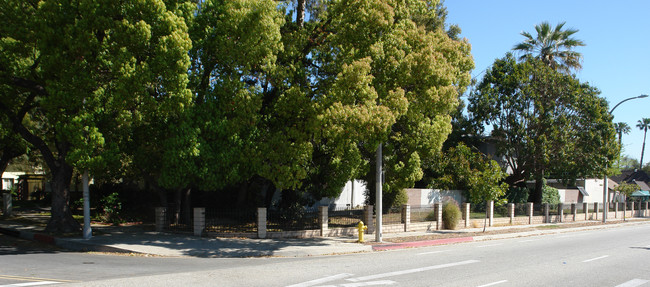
[604,94,648,223]
[375,143,382,243]
[83,170,92,239]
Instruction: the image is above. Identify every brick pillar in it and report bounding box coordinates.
[543,203,549,223]
[623,202,627,221]
[645,202,649,218]
[631,202,635,218]
[402,205,410,232]
[528,202,534,224]
[508,203,514,224]
[558,203,564,223]
[464,203,471,228]
[319,206,328,236]
[615,202,619,218]
[571,203,577,222]
[155,207,167,232]
[583,202,589,220]
[593,202,599,220]
[193,207,205,236]
[2,192,11,217]
[365,205,374,234]
[487,201,494,227]
[257,207,267,239]
[435,203,443,230]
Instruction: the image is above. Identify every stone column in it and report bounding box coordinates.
[435,203,443,230]
[257,207,267,239]
[2,192,11,217]
[528,202,534,224]
[615,202,619,219]
[193,207,205,236]
[558,203,564,223]
[319,206,328,236]
[623,202,627,221]
[487,201,494,227]
[508,203,515,224]
[631,202,635,218]
[583,202,589,220]
[593,202,599,220]
[402,205,410,232]
[571,203,577,222]
[365,205,374,234]
[155,207,167,232]
[464,203,471,228]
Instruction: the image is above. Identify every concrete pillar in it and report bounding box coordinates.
[631,202,635,218]
[645,202,649,218]
[257,207,267,239]
[193,208,205,236]
[528,202,534,224]
[593,202,599,220]
[615,202,619,218]
[487,201,494,227]
[544,203,549,223]
[583,202,589,220]
[558,203,564,223]
[365,205,374,234]
[464,203,471,228]
[319,206,328,236]
[623,202,627,221]
[402,205,410,232]
[155,207,167,232]
[2,192,11,217]
[508,203,515,224]
[571,203,577,222]
[435,203,443,230]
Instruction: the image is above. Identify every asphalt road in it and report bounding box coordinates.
[1,223,650,287]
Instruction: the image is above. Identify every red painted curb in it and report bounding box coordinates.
[33,233,55,245]
[372,237,474,251]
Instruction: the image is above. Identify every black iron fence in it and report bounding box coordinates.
[328,207,364,228]
[205,208,257,233]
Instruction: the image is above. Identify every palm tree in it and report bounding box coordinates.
[513,21,585,73]
[614,122,631,148]
[637,118,650,169]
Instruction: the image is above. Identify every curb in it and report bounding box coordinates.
[372,237,474,251]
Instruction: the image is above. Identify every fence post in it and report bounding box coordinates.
[488,201,494,227]
[193,207,205,236]
[593,202,599,220]
[435,203,443,230]
[2,192,11,217]
[402,205,410,232]
[571,203,577,222]
[615,202,619,219]
[557,203,564,223]
[155,207,167,232]
[623,202,627,221]
[631,202,635,218]
[464,203,471,228]
[506,203,513,224]
[645,202,649,218]
[543,203,549,223]
[257,207,267,239]
[528,202,533,224]
[365,205,374,234]
[319,206,328,236]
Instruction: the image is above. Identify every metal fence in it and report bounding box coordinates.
[267,207,319,231]
[328,207,364,228]
[411,205,436,222]
[205,208,257,233]
[382,206,403,225]
[514,203,528,217]
[470,203,487,219]
[494,204,508,218]
[163,204,193,233]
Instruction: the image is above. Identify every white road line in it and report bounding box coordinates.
[0,282,61,287]
[582,255,609,263]
[614,279,649,287]
[285,273,354,287]
[417,250,449,256]
[339,280,396,286]
[346,260,480,282]
[476,244,503,248]
[518,239,540,243]
[476,280,508,287]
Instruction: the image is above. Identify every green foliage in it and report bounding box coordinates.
[99,192,123,225]
[442,201,461,230]
[541,184,560,205]
[505,186,530,204]
[469,54,617,202]
[424,143,508,205]
[615,182,637,199]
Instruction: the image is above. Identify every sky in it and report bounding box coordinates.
[444,0,650,164]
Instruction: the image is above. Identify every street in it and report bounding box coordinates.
[1,222,649,286]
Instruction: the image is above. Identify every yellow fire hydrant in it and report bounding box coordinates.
[357,221,367,243]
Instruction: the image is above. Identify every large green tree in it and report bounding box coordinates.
[469,54,617,203]
[0,0,193,232]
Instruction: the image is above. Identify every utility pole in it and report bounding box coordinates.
[375,143,382,243]
[83,170,92,239]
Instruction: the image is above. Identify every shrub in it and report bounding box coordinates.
[442,202,461,230]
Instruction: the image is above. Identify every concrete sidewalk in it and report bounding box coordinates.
[2,212,649,258]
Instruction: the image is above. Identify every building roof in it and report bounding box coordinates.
[610,169,650,187]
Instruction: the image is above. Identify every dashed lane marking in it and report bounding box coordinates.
[285,273,353,287]
[476,280,508,287]
[346,260,480,282]
[614,279,649,287]
[582,255,609,263]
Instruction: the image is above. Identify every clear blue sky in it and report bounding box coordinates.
[444,0,650,164]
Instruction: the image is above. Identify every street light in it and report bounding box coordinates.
[603,94,649,223]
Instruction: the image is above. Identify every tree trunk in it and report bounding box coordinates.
[174,188,182,224]
[532,173,544,204]
[296,0,305,27]
[640,128,647,169]
[45,162,81,233]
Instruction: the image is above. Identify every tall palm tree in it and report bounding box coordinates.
[637,118,650,169]
[513,21,586,73]
[614,122,631,148]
